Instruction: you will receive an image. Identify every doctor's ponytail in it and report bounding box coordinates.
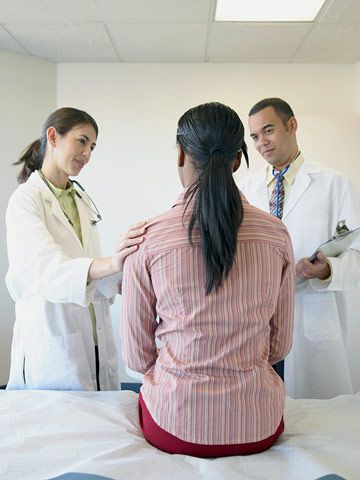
[13,107,98,184]
[14,138,46,184]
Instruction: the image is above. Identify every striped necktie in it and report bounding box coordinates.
[269,165,290,219]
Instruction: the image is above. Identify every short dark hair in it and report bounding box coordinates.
[14,107,98,184]
[249,98,295,125]
[176,102,249,294]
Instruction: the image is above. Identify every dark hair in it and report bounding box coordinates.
[177,102,249,295]
[14,107,98,184]
[249,97,295,126]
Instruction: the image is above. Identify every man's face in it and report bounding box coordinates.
[248,106,297,170]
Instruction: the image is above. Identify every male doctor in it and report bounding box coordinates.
[239,97,360,399]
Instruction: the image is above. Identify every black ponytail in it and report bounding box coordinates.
[13,107,98,184]
[177,102,249,294]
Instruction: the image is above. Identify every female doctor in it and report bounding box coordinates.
[5,107,144,391]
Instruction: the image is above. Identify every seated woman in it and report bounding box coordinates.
[121,102,295,457]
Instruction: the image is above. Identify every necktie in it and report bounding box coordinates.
[269,165,290,219]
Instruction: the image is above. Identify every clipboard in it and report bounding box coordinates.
[308,220,360,263]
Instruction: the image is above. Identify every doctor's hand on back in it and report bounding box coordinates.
[88,220,146,283]
[5,107,144,392]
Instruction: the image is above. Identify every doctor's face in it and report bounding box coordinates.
[248,106,298,170]
[53,124,97,178]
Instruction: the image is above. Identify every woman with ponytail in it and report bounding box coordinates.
[121,102,295,457]
[6,107,145,391]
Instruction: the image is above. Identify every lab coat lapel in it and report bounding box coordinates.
[254,169,270,213]
[49,195,76,231]
[29,171,84,248]
[48,191,85,250]
[282,160,316,219]
[75,193,90,252]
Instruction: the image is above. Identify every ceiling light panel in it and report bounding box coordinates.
[215,0,327,22]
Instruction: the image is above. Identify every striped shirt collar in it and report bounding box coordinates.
[173,187,249,209]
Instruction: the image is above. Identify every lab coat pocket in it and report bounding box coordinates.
[303,293,342,342]
[27,332,94,390]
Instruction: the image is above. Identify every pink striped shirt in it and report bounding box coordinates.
[121,190,295,445]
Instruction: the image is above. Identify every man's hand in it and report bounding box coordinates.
[296,251,331,281]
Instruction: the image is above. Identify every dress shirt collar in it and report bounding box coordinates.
[266,151,305,188]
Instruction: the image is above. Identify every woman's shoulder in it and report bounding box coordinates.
[7,172,47,210]
[241,201,290,244]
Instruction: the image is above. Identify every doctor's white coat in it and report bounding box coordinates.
[5,171,119,391]
[239,157,360,399]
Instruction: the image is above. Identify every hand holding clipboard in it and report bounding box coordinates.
[308,220,360,263]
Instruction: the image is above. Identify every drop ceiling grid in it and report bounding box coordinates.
[0,0,359,63]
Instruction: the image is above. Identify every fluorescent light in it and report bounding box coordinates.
[215,0,326,22]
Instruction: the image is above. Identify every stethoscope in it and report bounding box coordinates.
[39,171,102,226]
[70,179,102,226]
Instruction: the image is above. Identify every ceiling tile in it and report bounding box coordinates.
[95,0,211,24]
[293,24,360,62]
[0,0,99,24]
[107,23,207,62]
[1,1,360,63]
[318,0,360,24]
[5,23,119,62]
[207,23,313,62]
[0,24,27,54]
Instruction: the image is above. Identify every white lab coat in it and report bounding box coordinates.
[239,157,360,399]
[5,171,120,391]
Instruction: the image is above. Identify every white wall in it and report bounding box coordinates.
[57,62,360,383]
[1,59,359,385]
[0,50,56,385]
[356,61,360,115]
